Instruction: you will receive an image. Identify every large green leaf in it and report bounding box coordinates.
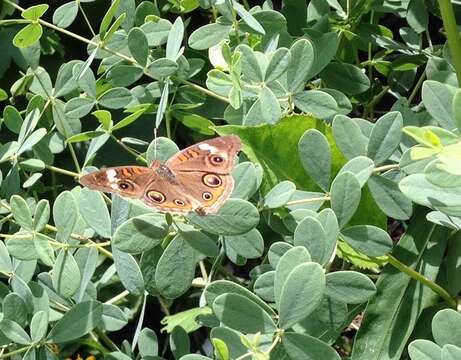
[351,208,449,360]
[216,116,386,228]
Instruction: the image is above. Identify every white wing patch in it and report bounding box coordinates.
[198,143,219,153]
[106,169,118,183]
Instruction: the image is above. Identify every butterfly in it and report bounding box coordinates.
[79,135,241,215]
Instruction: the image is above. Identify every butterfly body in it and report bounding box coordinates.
[80,135,241,215]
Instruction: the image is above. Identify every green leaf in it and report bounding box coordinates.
[187,199,259,235]
[52,249,81,298]
[432,309,461,348]
[106,65,143,87]
[113,247,145,295]
[452,89,461,132]
[254,270,275,302]
[332,115,368,160]
[205,280,275,316]
[224,229,264,259]
[166,17,184,60]
[263,181,296,208]
[138,328,159,357]
[213,293,276,333]
[216,115,386,228]
[299,129,331,191]
[367,112,403,165]
[233,1,265,34]
[274,246,311,307]
[351,209,449,360]
[171,326,190,359]
[3,293,28,327]
[3,105,23,133]
[0,320,31,345]
[155,234,200,299]
[48,301,103,343]
[421,81,456,130]
[17,128,47,156]
[67,130,105,144]
[293,90,338,119]
[113,213,169,253]
[6,233,38,261]
[408,339,441,360]
[244,87,281,125]
[294,216,331,264]
[20,158,45,172]
[238,45,264,83]
[100,0,122,36]
[53,191,78,242]
[30,311,48,342]
[74,247,98,302]
[34,233,55,266]
[281,0,307,35]
[337,156,374,188]
[22,4,48,20]
[53,1,78,28]
[231,162,262,200]
[286,39,315,92]
[188,23,231,50]
[128,27,149,66]
[325,271,376,304]
[13,23,43,48]
[0,241,12,273]
[330,172,361,228]
[320,62,370,95]
[340,225,393,257]
[399,174,461,217]
[64,97,96,118]
[101,304,128,331]
[210,327,247,359]
[441,345,461,360]
[265,48,291,83]
[98,87,133,109]
[407,0,428,33]
[278,262,325,329]
[10,195,33,230]
[78,188,112,238]
[282,332,340,360]
[147,58,178,79]
[146,136,179,164]
[369,175,413,220]
[213,337,229,360]
[161,307,212,333]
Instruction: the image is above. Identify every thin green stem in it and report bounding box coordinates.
[68,144,81,173]
[45,164,79,178]
[111,135,147,165]
[437,0,461,85]
[387,254,457,308]
[0,345,32,359]
[93,328,119,352]
[105,290,130,305]
[285,196,330,206]
[78,1,96,37]
[373,164,399,174]
[408,71,426,104]
[181,80,230,103]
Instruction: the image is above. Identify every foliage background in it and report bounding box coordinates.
[1,0,461,359]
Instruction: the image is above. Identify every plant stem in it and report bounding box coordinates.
[387,254,457,308]
[111,135,147,165]
[285,196,330,206]
[437,0,461,85]
[182,80,230,103]
[408,70,426,104]
[45,164,79,178]
[373,164,400,174]
[0,345,32,359]
[105,290,130,305]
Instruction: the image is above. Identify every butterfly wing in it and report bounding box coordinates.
[79,166,153,198]
[175,171,234,214]
[141,174,194,213]
[166,135,241,174]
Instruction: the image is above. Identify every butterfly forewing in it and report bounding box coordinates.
[166,135,241,174]
[79,166,153,198]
